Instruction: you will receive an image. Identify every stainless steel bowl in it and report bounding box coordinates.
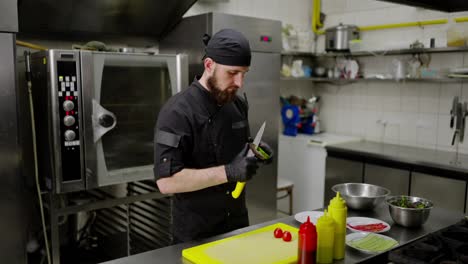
[331,183,390,210]
[386,195,433,227]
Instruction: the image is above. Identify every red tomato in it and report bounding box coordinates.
[282,231,292,242]
[273,227,283,238]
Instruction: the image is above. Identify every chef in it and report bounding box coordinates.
[154,28,274,243]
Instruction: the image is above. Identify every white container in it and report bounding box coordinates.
[277,133,361,213]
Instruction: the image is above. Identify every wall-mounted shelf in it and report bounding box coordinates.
[281,47,468,84]
[281,46,468,57]
[281,51,316,56]
[280,77,468,83]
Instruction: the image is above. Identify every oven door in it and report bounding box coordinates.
[80,51,187,189]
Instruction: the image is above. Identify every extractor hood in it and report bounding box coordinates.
[18,0,197,38]
[378,0,468,12]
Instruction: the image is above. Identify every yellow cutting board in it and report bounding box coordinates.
[182,223,299,264]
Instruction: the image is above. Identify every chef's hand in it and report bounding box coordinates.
[257,141,274,165]
[225,143,259,182]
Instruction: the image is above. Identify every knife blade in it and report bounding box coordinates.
[248,121,266,157]
[450,96,459,128]
[232,121,266,199]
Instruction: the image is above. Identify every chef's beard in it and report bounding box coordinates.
[207,74,238,105]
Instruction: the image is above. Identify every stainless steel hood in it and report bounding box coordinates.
[18,0,197,38]
[378,0,468,12]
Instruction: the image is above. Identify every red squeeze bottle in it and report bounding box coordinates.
[298,216,317,264]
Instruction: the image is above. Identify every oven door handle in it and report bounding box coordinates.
[92,99,117,143]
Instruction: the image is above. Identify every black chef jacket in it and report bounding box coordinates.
[154,78,251,243]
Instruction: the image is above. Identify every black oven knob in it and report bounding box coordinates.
[99,114,115,128]
[64,115,76,127]
[64,130,76,141]
[63,100,75,111]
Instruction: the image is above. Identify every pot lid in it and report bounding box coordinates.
[326,23,359,32]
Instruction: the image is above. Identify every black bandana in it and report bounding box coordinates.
[203,29,251,67]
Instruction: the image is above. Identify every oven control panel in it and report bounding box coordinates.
[56,60,82,182]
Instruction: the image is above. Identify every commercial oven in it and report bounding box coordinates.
[23,50,188,193]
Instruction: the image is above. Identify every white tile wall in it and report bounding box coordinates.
[185,0,468,155]
[437,114,455,148]
[279,80,316,99]
[365,110,384,142]
[315,75,468,152]
[320,2,468,51]
[351,109,367,136]
[416,113,438,149]
[399,112,418,146]
[438,83,461,113]
[401,83,419,113]
[322,0,346,15]
[418,83,440,114]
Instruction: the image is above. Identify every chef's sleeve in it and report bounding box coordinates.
[154,110,191,180]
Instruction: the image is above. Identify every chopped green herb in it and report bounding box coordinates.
[391,197,429,209]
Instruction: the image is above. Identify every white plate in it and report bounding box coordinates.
[346,232,399,254]
[294,211,324,224]
[449,67,468,74]
[346,217,390,233]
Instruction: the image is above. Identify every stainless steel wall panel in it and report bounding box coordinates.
[0,0,18,32]
[241,51,280,224]
[325,157,364,204]
[411,172,466,213]
[212,13,282,53]
[364,164,410,196]
[0,33,26,263]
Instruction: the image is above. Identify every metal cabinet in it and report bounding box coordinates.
[411,172,466,213]
[326,155,468,214]
[324,157,363,204]
[364,164,410,196]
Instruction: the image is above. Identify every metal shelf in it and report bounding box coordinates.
[281,51,316,56]
[282,46,468,57]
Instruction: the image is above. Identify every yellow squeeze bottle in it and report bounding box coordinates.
[328,192,347,260]
[316,210,335,264]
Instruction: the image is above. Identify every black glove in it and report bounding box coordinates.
[247,137,274,161]
[225,143,259,182]
[257,141,274,165]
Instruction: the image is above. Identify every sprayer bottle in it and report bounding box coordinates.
[316,210,335,264]
[328,191,347,260]
[298,216,317,264]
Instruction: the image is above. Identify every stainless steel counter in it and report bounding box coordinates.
[101,205,464,264]
[326,141,468,181]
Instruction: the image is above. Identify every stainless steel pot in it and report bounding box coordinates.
[325,23,360,52]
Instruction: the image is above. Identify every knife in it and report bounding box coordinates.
[231,121,266,199]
